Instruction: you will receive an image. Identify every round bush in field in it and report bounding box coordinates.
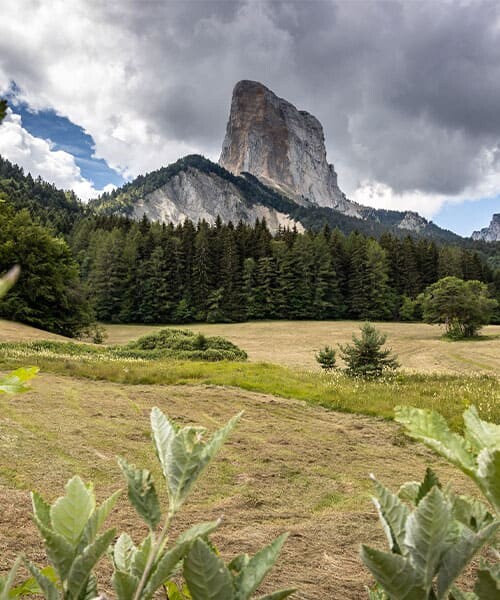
[126,328,247,361]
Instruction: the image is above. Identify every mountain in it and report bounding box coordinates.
[472,214,500,242]
[91,80,462,242]
[219,79,355,214]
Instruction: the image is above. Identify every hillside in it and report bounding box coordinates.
[91,154,463,242]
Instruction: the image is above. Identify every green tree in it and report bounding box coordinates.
[339,322,400,378]
[421,276,498,338]
[315,346,336,370]
[0,207,92,336]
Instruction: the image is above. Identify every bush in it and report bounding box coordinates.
[315,346,336,370]
[339,322,399,378]
[126,328,247,361]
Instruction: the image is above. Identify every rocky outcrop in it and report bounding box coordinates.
[219,80,362,217]
[131,166,304,232]
[471,214,500,242]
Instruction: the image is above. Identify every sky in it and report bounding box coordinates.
[0,0,499,237]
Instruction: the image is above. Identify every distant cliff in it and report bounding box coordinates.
[472,214,500,242]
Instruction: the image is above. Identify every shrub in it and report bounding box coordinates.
[339,323,399,378]
[315,346,336,370]
[361,405,500,599]
[127,328,247,360]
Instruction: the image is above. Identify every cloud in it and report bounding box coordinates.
[0,110,112,200]
[0,0,499,214]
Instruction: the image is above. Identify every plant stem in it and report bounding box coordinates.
[132,513,173,600]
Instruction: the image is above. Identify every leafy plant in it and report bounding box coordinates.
[361,405,500,599]
[315,346,336,370]
[3,409,293,600]
[339,323,399,378]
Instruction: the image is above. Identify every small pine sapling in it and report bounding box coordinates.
[315,346,337,370]
[339,322,399,378]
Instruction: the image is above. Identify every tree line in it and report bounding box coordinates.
[70,214,500,325]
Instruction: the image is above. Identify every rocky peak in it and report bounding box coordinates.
[219,80,361,217]
[471,213,500,242]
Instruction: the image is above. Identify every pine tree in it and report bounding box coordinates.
[339,322,400,377]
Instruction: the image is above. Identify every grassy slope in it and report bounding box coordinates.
[0,373,475,599]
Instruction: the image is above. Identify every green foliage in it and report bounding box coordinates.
[361,406,500,599]
[0,206,93,336]
[8,409,291,600]
[399,296,420,322]
[339,323,399,378]
[126,328,247,360]
[0,330,247,363]
[315,346,336,370]
[421,277,498,339]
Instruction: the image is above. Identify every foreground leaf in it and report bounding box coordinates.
[50,476,95,545]
[234,533,289,600]
[119,458,161,529]
[184,538,234,600]
[0,367,39,394]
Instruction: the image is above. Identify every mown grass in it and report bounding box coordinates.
[0,347,497,428]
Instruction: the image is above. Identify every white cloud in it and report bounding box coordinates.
[0,110,105,200]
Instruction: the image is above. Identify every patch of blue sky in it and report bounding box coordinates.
[11,100,125,189]
[432,196,500,238]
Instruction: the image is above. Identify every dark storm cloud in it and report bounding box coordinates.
[1,0,500,202]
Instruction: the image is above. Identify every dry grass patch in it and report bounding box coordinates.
[0,373,478,599]
[104,321,500,376]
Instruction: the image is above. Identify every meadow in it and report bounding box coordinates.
[0,319,498,598]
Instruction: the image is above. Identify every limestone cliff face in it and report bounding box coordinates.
[472,214,500,241]
[219,80,362,217]
[131,166,304,232]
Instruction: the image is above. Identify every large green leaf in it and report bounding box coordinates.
[437,521,500,598]
[80,489,121,550]
[450,586,478,600]
[415,468,442,505]
[119,458,161,529]
[0,367,39,394]
[233,533,288,600]
[0,266,19,299]
[451,494,493,532]
[150,407,177,478]
[371,476,409,555]
[360,546,426,600]
[476,448,500,513]
[32,518,74,580]
[66,528,115,598]
[0,557,22,600]
[22,559,59,600]
[131,534,153,579]
[184,538,234,600]
[113,533,137,573]
[154,409,242,514]
[463,406,500,452]
[176,520,221,545]
[142,542,190,599]
[50,476,95,546]
[112,570,139,600]
[404,487,453,590]
[395,407,476,475]
[31,491,52,530]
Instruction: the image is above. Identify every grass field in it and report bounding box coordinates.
[0,319,498,598]
[102,320,500,375]
[0,373,476,599]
